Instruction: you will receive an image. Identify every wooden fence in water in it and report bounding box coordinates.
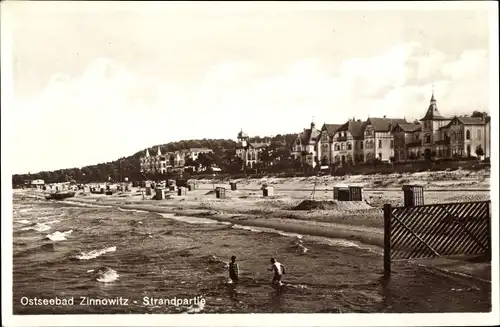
[383,200,491,276]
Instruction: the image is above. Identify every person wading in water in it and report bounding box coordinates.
[268,258,286,287]
[228,255,239,283]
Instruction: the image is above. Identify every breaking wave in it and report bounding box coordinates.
[45,230,73,241]
[72,246,117,260]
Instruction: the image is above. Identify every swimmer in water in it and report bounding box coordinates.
[268,258,285,286]
[228,255,239,283]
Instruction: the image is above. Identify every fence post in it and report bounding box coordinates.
[383,203,392,277]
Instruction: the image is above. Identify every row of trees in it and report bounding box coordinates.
[12,135,300,185]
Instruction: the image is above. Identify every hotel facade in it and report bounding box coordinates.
[294,92,491,167]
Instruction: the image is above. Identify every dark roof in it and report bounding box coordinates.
[367,117,408,132]
[441,115,488,130]
[322,123,343,136]
[456,116,486,125]
[420,94,449,120]
[395,123,422,133]
[249,142,269,149]
[300,124,321,144]
[337,120,364,139]
[237,130,248,139]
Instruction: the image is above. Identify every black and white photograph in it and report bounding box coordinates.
[2,1,499,326]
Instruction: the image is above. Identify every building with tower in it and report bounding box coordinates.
[292,121,322,168]
[235,129,271,168]
[419,91,452,159]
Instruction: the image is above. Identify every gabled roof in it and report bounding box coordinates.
[394,123,422,133]
[321,123,343,136]
[456,116,486,125]
[337,120,364,139]
[366,117,408,132]
[440,115,487,130]
[420,93,450,121]
[299,123,321,144]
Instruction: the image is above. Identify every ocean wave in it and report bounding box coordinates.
[45,230,73,241]
[95,267,119,283]
[21,223,51,232]
[319,238,381,255]
[60,201,113,209]
[159,213,223,225]
[15,219,32,224]
[73,246,117,260]
[231,224,262,233]
[118,207,149,214]
[43,219,61,225]
[37,213,64,220]
[232,224,304,240]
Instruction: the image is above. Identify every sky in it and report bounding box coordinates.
[2,1,496,174]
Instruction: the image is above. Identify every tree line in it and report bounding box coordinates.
[12,134,299,185]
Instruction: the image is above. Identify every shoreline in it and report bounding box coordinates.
[18,191,385,248]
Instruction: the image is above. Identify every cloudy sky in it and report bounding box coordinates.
[2,2,496,174]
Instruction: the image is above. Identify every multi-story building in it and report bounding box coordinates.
[186,148,213,161]
[441,115,490,158]
[363,117,407,162]
[318,123,342,165]
[331,119,364,165]
[292,122,321,168]
[391,122,422,161]
[140,146,167,174]
[236,130,270,168]
[419,93,452,159]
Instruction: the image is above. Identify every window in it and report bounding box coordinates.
[347,142,352,150]
[425,134,431,143]
[365,141,369,149]
[466,130,471,140]
[360,142,364,150]
[378,140,382,148]
[390,140,394,148]
[378,153,382,160]
[341,143,345,150]
[467,145,471,157]
[477,129,481,140]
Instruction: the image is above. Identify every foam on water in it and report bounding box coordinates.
[118,207,149,214]
[96,267,119,283]
[60,201,113,209]
[15,219,31,224]
[43,219,61,225]
[74,246,117,260]
[159,213,224,225]
[21,223,51,232]
[45,230,73,241]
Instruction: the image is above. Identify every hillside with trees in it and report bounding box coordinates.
[12,134,299,185]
